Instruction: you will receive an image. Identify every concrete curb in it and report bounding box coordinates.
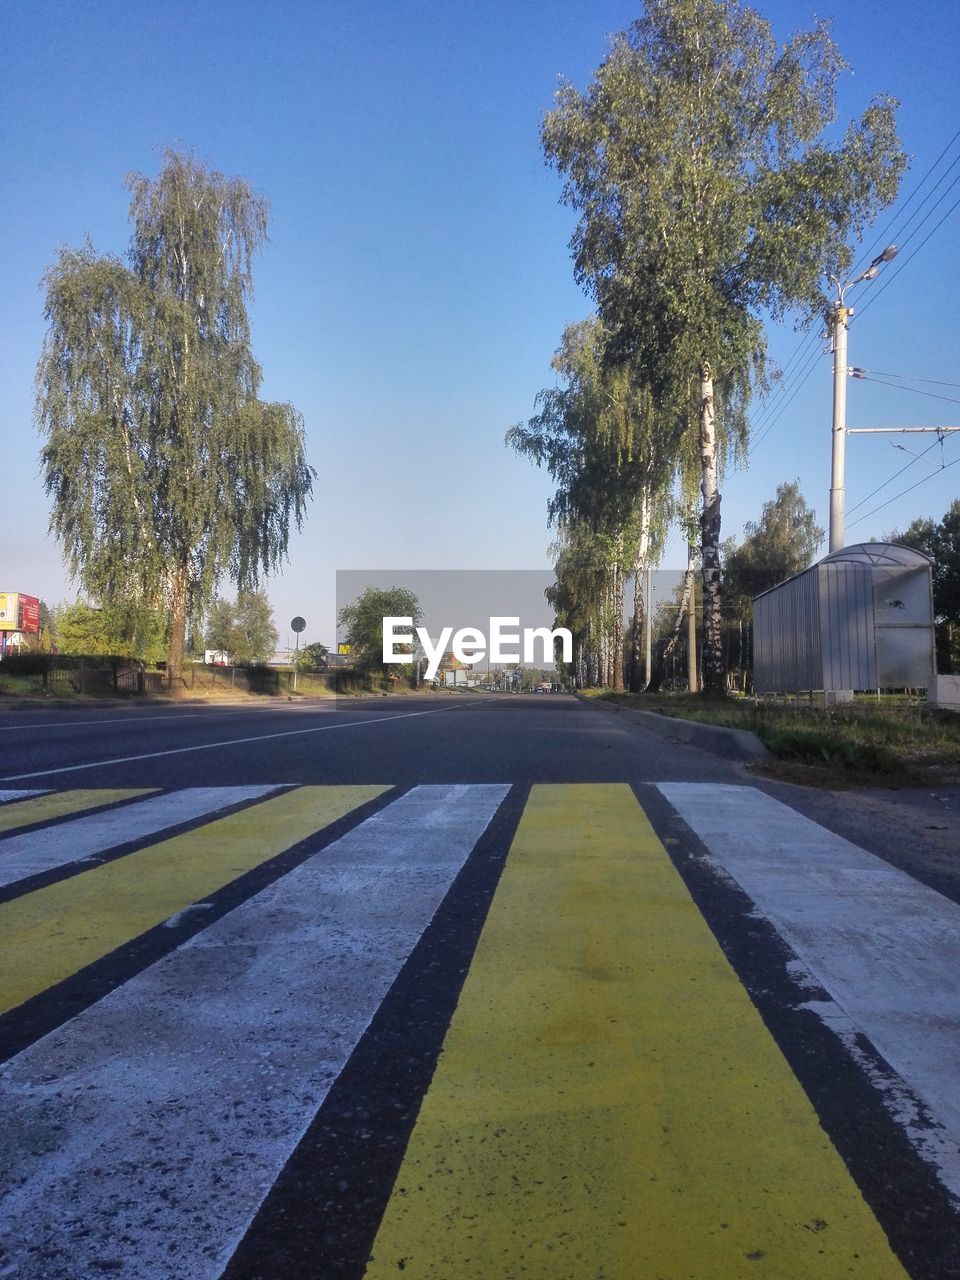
[580,695,773,763]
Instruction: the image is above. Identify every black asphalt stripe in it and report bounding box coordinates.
[0,786,404,1065]
[0,786,298,907]
[637,783,960,1280]
[220,781,530,1280]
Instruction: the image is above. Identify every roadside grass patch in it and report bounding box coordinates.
[586,690,960,786]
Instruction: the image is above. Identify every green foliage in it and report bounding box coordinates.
[541,0,905,691]
[53,599,167,661]
[338,587,423,676]
[890,499,960,671]
[297,641,330,670]
[36,150,315,675]
[508,319,674,539]
[891,499,960,627]
[204,589,278,666]
[723,480,824,617]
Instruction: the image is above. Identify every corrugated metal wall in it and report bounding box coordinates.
[754,566,822,693]
[753,553,935,693]
[820,565,876,691]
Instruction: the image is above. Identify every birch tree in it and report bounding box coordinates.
[36,151,314,679]
[508,318,674,690]
[542,0,904,692]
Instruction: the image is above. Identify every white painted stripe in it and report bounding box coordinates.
[658,781,960,1199]
[0,704,338,732]
[0,789,49,804]
[0,703,473,781]
[0,786,281,890]
[0,783,510,1280]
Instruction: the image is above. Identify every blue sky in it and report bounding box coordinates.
[2,0,958,650]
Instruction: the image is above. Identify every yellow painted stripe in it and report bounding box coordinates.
[0,785,388,1015]
[365,784,907,1280]
[0,789,154,834]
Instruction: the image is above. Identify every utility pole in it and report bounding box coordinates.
[827,245,899,553]
[829,303,849,553]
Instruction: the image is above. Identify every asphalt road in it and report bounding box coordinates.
[0,693,957,1280]
[0,692,743,788]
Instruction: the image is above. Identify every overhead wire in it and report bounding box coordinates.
[850,375,960,407]
[845,446,960,532]
[748,340,825,454]
[855,180,960,322]
[851,371,960,390]
[748,128,960,453]
[849,126,960,275]
[845,435,944,516]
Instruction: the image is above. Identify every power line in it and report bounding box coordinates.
[851,375,960,406]
[855,183,960,322]
[851,126,960,275]
[749,341,825,454]
[845,447,959,531]
[852,371,960,390]
[748,129,960,455]
[845,435,943,516]
[749,327,822,432]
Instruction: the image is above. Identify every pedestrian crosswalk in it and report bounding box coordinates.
[0,782,956,1279]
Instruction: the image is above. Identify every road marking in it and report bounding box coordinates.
[0,785,282,891]
[0,788,153,835]
[0,703,471,781]
[0,784,510,1280]
[0,789,50,804]
[0,708,321,731]
[365,783,906,1279]
[0,785,387,1016]
[659,780,960,1200]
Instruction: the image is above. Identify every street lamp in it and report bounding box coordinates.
[828,245,898,552]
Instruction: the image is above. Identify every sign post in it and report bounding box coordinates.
[290,616,306,693]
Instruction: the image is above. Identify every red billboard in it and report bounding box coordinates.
[18,595,40,634]
[0,593,41,634]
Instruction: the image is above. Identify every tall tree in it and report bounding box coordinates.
[545,523,622,689]
[205,589,279,665]
[723,479,824,613]
[36,151,314,680]
[338,586,423,677]
[542,0,905,692]
[890,499,960,671]
[508,318,675,690]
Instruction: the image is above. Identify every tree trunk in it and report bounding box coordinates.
[167,562,189,684]
[687,553,698,693]
[664,574,693,659]
[699,361,725,694]
[628,488,652,692]
[612,555,624,691]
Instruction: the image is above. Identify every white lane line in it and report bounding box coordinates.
[0,704,347,732]
[0,790,50,804]
[0,786,282,890]
[0,703,470,781]
[0,783,510,1280]
[659,781,960,1200]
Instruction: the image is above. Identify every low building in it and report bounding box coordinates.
[753,542,936,697]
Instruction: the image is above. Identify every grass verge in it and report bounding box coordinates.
[583,689,960,787]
